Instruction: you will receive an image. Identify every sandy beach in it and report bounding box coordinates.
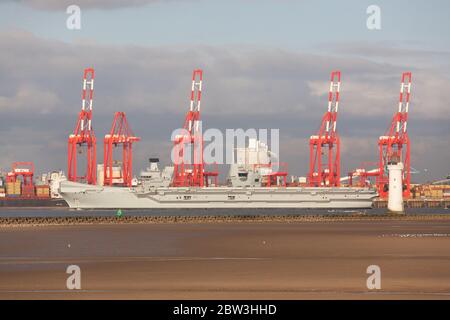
[1,218,450,299]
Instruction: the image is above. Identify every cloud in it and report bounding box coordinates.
[3,31,446,120]
[5,0,176,10]
[0,84,61,114]
[0,30,449,181]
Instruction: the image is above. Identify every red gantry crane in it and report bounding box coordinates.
[172,69,218,187]
[6,162,35,197]
[104,112,141,187]
[377,72,412,198]
[68,68,97,185]
[172,69,205,187]
[308,71,341,187]
[6,162,34,185]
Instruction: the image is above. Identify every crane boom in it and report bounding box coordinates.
[172,69,205,187]
[68,68,97,185]
[378,72,412,198]
[308,71,341,187]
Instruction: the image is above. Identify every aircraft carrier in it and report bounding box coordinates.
[59,153,377,209]
[59,181,376,209]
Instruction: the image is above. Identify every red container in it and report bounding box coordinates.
[21,185,35,196]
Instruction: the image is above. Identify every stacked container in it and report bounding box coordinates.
[6,181,21,197]
[414,184,449,199]
[35,185,50,198]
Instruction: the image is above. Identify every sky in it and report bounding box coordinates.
[0,0,449,182]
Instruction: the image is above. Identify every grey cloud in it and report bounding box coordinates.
[3,0,179,10]
[324,41,450,59]
[3,31,445,121]
[321,41,450,71]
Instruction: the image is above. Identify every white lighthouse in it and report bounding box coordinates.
[387,162,405,214]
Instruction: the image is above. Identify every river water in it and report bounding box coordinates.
[0,207,448,218]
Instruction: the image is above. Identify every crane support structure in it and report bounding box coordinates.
[6,162,35,185]
[172,69,206,187]
[68,68,97,185]
[378,72,412,198]
[104,112,140,187]
[308,71,341,187]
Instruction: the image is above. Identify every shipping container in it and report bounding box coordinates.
[6,181,21,195]
[22,185,35,196]
[6,194,21,198]
[435,190,443,198]
[36,185,50,198]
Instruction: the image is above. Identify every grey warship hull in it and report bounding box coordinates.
[59,181,377,209]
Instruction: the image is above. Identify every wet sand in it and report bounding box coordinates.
[1,219,450,299]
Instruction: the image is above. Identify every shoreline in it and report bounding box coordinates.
[2,213,450,228]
